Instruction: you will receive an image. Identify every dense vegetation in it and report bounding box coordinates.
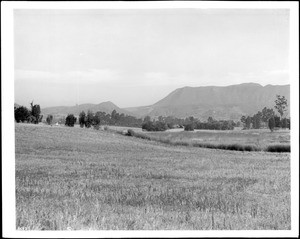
[240,95,290,131]
[14,95,290,133]
[14,101,42,124]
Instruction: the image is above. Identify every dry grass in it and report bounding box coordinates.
[136,129,290,152]
[15,123,290,230]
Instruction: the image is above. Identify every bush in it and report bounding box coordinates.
[184,123,194,131]
[65,114,77,127]
[126,129,135,136]
[46,115,53,125]
[266,145,290,153]
[142,121,168,131]
[14,106,30,123]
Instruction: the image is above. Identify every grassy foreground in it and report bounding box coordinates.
[15,124,290,230]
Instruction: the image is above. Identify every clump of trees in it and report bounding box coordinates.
[14,101,42,124]
[240,95,290,131]
[79,109,144,128]
[142,120,168,131]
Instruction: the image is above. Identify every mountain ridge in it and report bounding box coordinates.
[18,83,290,121]
[125,83,290,120]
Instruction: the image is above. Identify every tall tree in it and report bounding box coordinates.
[262,107,275,123]
[79,111,86,128]
[274,95,288,120]
[85,110,94,128]
[30,101,41,124]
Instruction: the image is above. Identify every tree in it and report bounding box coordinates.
[85,110,94,128]
[275,95,288,120]
[14,106,30,123]
[46,115,53,125]
[65,114,77,127]
[251,112,262,129]
[268,117,275,132]
[262,107,275,125]
[281,118,288,129]
[93,112,101,129]
[79,111,86,128]
[30,101,41,124]
[184,123,194,131]
[245,116,251,129]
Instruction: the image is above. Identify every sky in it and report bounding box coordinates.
[14,8,290,108]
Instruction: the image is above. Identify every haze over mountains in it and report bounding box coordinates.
[39,83,289,121]
[41,101,133,117]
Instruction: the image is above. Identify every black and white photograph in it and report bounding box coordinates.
[2,1,299,238]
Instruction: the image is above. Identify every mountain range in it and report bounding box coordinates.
[125,83,290,120]
[41,101,133,117]
[35,83,289,121]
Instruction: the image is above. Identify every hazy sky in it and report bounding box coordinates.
[14,9,290,108]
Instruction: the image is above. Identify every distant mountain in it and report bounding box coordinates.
[42,101,135,117]
[125,83,290,120]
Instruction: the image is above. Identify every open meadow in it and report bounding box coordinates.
[15,123,290,230]
[138,128,290,152]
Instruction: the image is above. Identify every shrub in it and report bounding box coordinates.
[65,114,77,127]
[184,123,194,131]
[46,115,53,125]
[126,129,135,136]
[14,106,30,123]
[142,121,168,131]
[266,145,290,153]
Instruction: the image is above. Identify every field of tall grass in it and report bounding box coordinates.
[131,129,290,152]
[15,123,290,230]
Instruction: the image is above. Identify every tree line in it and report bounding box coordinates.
[240,95,290,131]
[14,94,290,132]
[14,101,43,124]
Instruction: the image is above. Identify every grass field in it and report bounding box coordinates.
[134,128,290,152]
[15,123,290,230]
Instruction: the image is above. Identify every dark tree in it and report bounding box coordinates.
[268,117,275,132]
[79,111,86,128]
[46,115,53,125]
[184,123,195,131]
[85,110,94,128]
[281,118,288,129]
[14,106,30,123]
[93,112,101,129]
[65,114,77,127]
[30,101,41,124]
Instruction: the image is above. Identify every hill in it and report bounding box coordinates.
[41,101,135,117]
[125,83,290,120]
